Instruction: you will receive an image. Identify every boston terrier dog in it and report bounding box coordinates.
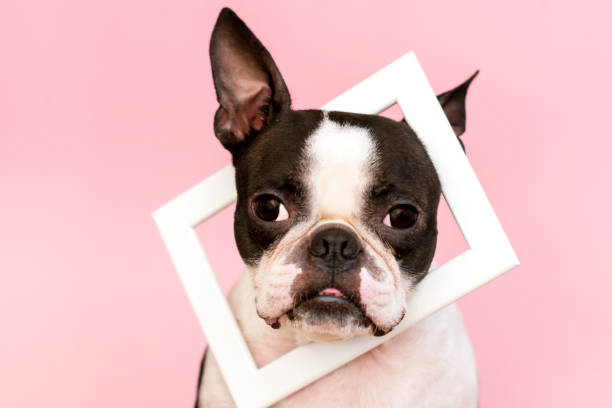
[197,8,479,407]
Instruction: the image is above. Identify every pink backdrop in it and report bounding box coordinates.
[2,1,611,407]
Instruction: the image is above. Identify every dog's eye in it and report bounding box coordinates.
[252,194,289,222]
[383,204,418,229]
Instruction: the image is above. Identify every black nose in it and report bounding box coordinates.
[309,227,361,267]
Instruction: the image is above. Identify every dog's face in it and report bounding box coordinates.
[210,8,477,341]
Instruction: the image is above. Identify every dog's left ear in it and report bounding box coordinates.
[436,71,479,150]
[209,8,291,154]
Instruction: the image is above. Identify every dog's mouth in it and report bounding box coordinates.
[264,287,390,336]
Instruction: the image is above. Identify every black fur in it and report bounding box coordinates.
[194,348,208,408]
[436,70,479,150]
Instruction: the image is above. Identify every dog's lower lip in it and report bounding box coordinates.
[311,294,350,304]
[288,295,355,318]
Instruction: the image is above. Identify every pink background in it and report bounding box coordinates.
[1,1,611,406]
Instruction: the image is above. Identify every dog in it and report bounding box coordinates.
[197,8,479,407]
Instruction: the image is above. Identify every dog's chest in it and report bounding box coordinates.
[273,343,423,407]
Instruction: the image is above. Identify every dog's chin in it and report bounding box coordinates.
[284,295,373,341]
[292,320,371,342]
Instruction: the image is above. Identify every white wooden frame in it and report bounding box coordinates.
[152,52,519,408]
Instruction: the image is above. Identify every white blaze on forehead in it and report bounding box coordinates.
[304,115,377,219]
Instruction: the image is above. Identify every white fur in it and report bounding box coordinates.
[359,267,405,330]
[253,263,302,320]
[250,217,314,320]
[303,114,377,220]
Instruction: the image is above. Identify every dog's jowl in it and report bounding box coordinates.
[198,8,479,407]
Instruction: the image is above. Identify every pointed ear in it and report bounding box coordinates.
[209,8,291,153]
[436,70,478,150]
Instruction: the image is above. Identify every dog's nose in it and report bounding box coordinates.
[309,227,361,266]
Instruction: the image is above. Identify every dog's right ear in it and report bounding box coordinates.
[209,8,292,154]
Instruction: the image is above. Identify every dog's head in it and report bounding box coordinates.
[209,8,477,341]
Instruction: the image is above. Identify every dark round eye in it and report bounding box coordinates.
[383,204,419,229]
[252,194,289,222]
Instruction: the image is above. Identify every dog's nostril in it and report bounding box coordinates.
[309,236,329,257]
[341,240,360,260]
